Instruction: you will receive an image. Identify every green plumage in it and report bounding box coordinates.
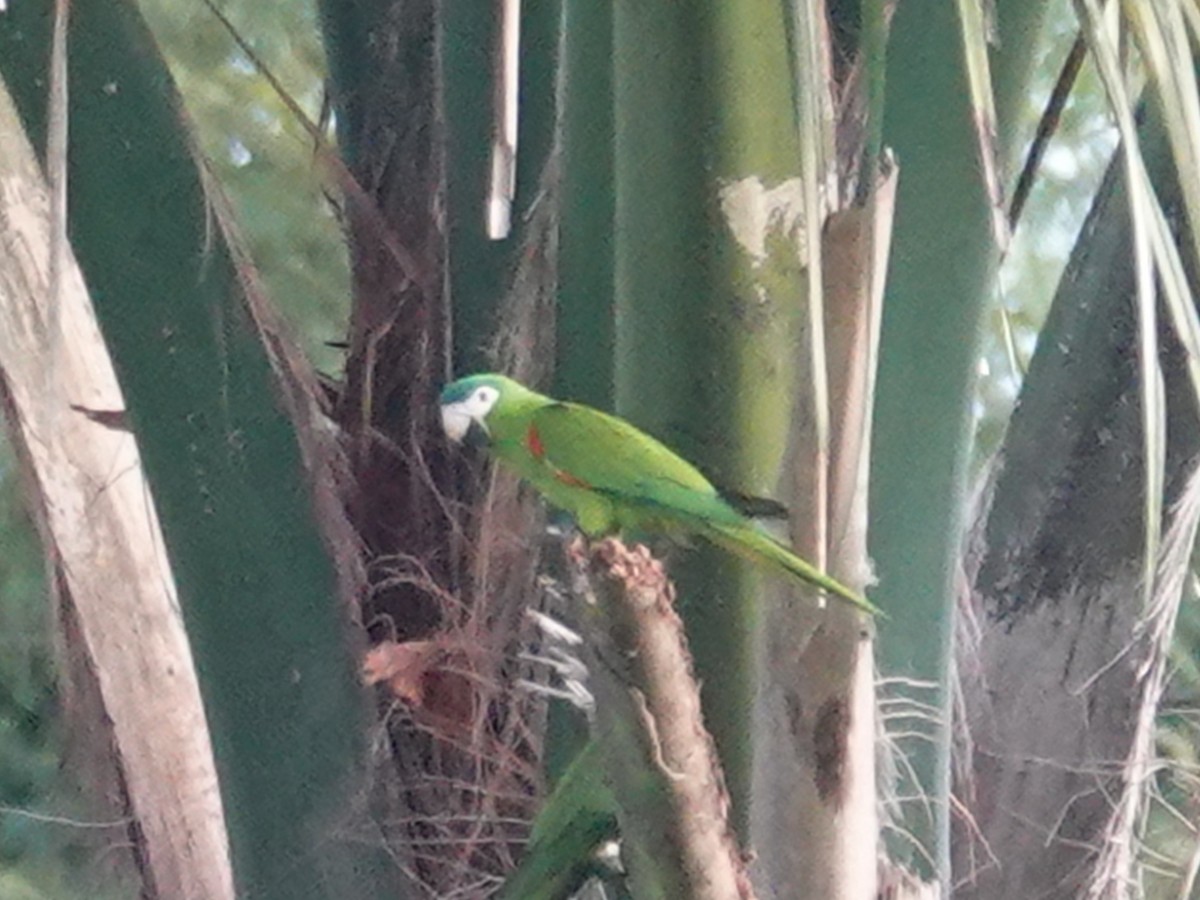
[440,374,878,615]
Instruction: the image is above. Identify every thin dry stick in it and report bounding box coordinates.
[487,0,522,239]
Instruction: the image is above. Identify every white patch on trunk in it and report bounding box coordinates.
[717,176,808,269]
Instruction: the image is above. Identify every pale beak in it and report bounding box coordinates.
[440,403,473,443]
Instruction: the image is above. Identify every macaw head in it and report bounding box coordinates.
[439,373,513,442]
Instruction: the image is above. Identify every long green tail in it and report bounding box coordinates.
[705,522,883,617]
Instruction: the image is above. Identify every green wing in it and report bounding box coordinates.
[531,403,742,525]
[532,403,877,613]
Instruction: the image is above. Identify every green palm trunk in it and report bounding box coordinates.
[869,0,1054,879]
[869,0,1003,880]
[613,0,808,831]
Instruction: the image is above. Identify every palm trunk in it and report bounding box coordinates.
[613,0,810,840]
[953,109,1200,900]
[0,79,233,900]
[870,0,1005,883]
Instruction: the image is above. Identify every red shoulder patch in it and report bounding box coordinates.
[528,422,592,488]
[554,470,591,489]
[526,424,546,460]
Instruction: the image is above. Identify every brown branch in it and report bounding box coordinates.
[1008,34,1086,231]
[574,538,755,900]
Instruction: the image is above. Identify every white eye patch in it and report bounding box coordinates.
[466,386,499,416]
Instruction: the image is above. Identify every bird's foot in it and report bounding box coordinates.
[565,531,590,568]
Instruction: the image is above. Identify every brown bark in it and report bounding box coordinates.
[328,5,556,891]
[330,0,455,644]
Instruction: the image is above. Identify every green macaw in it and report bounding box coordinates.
[499,739,624,900]
[440,373,878,615]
